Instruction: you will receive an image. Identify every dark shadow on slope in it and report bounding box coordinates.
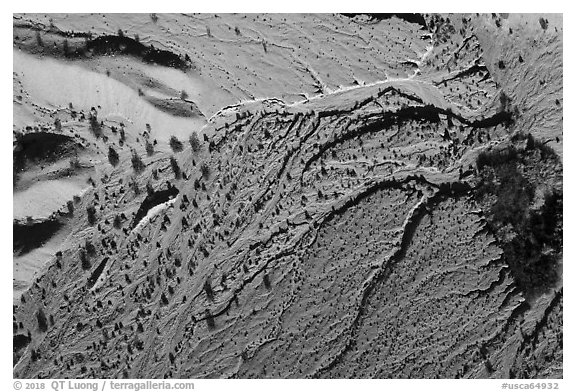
[145,97,204,118]
[341,13,427,29]
[13,218,64,256]
[14,132,80,173]
[131,185,179,228]
[87,257,109,288]
[86,35,192,71]
[13,334,31,366]
[473,134,563,299]
[14,24,194,71]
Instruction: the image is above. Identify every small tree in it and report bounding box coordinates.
[89,113,102,138]
[189,131,201,152]
[170,156,181,179]
[113,215,122,229]
[203,280,214,300]
[35,31,43,47]
[131,151,145,173]
[63,39,69,57]
[146,182,154,195]
[80,249,91,270]
[539,17,548,30]
[85,240,96,256]
[169,136,184,153]
[36,309,48,332]
[200,163,210,180]
[145,140,154,156]
[87,206,97,225]
[108,146,120,167]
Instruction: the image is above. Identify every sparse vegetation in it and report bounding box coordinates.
[475,136,562,298]
[169,136,184,153]
[113,215,122,229]
[170,156,181,179]
[539,17,549,30]
[86,206,97,225]
[80,248,91,270]
[108,146,120,167]
[89,112,102,138]
[189,131,202,152]
[145,140,154,156]
[200,162,210,179]
[131,151,145,173]
[36,309,48,332]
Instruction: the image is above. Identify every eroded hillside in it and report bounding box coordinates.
[13,13,562,379]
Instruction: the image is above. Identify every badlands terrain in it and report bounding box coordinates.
[13,13,562,378]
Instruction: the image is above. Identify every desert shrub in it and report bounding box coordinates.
[89,113,102,138]
[203,280,214,300]
[263,274,271,289]
[80,248,91,270]
[146,182,154,195]
[36,309,48,332]
[69,156,81,169]
[108,146,119,167]
[539,17,548,30]
[113,215,122,229]
[205,310,215,329]
[85,240,96,256]
[131,151,145,173]
[63,39,69,56]
[86,206,97,225]
[499,91,511,111]
[169,136,184,152]
[170,156,181,179]
[145,140,154,156]
[67,200,74,215]
[200,163,210,179]
[35,31,43,47]
[189,131,201,152]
